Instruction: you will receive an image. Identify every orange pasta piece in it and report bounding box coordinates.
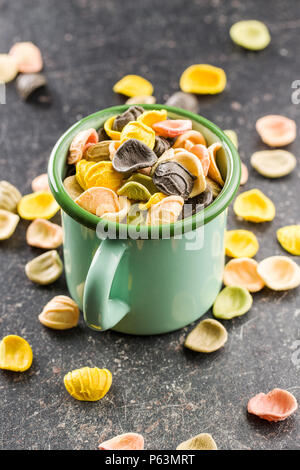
[173,130,206,149]
[68,128,99,165]
[256,115,296,147]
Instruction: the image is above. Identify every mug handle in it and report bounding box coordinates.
[83,238,130,331]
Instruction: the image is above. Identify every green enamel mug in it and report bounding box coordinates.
[48,105,240,335]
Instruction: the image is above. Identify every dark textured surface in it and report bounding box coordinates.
[0,0,299,450]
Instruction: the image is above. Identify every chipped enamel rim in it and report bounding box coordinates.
[48,105,241,237]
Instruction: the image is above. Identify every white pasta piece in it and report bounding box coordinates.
[0,209,20,240]
[0,181,22,212]
[25,250,63,285]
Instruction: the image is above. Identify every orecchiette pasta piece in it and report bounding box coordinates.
[207,143,224,186]
[240,163,249,185]
[173,130,206,149]
[26,219,63,249]
[25,250,63,285]
[98,196,131,222]
[224,129,238,148]
[257,256,300,291]
[63,176,83,200]
[0,54,19,82]
[109,141,121,160]
[9,41,43,73]
[146,195,184,225]
[39,295,79,330]
[113,74,153,97]
[0,209,20,240]
[189,144,210,176]
[256,115,296,147]
[0,335,33,372]
[126,95,156,105]
[185,319,228,353]
[180,64,226,95]
[99,433,144,450]
[277,225,300,256]
[84,141,112,161]
[247,388,298,422]
[177,433,217,450]
[75,187,120,216]
[31,173,50,192]
[223,258,265,292]
[18,192,60,220]
[0,181,22,212]
[68,128,99,164]
[233,189,275,222]
[152,148,206,198]
[64,367,112,401]
[172,148,206,197]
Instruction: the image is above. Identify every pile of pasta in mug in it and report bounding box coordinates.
[64,106,224,225]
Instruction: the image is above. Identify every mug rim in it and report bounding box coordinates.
[48,104,241,237]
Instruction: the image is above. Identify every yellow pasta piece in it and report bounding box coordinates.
[0,335,33,372]
[75,159,94,190]
[225,229,259,258]
[18,192,60,220]
[277,225,300,256]
[139,192,167,210]
[113,74,153,97]
[120,120,155,149]
[180,64,226,94]
[233,189,275,222]
[84,161,123,192]
[137,109,167,127]
[64,367,112,401]
[104,116,121,140]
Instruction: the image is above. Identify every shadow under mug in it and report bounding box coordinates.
[48,105,241,335]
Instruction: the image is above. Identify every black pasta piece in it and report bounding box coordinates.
[16,73,47,100]
[165,92,199,114]
[178,185,213,219]
[112,106,145,132]
[153,135,171,157]
[97,126,109,142]
[153,161,196,201]
[166,136,177,147]
[112,138,157,173]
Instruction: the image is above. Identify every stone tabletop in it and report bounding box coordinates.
[0,0,299,450]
